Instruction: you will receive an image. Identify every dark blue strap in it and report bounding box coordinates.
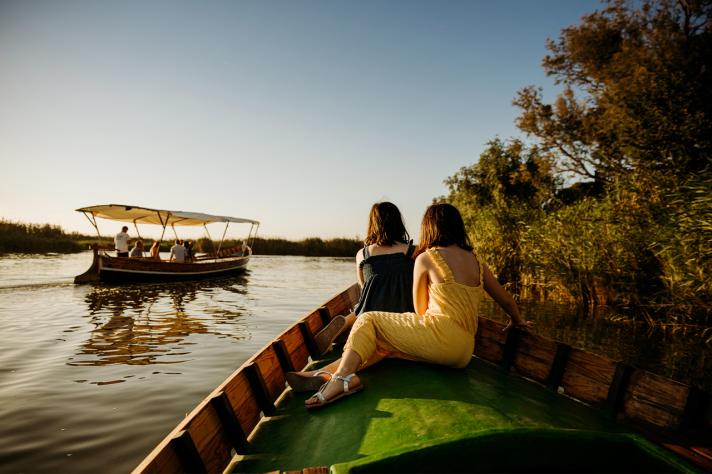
[405,240,415,257]
[363,245,370,259]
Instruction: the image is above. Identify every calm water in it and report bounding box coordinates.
[0,252,709,473]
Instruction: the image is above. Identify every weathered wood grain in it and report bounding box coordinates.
[303,309,325,335]
[223,372,261,435]
[324,291,353,318]
[254,346,287,403]
[560,349,617,405]
[474,318,507,363]
[346,284,361,307]
[302,467,330,474]
[281,325,310,371]
[139,448,183,474]
[512,332,558,383]
[188,407,233,473]
[622,369,690,429]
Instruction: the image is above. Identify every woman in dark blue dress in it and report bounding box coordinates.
[287,202,415,391]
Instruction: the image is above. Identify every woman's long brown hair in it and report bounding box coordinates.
[364,202,410,246]
[416,203,473,256]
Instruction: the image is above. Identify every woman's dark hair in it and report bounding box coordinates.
[364,202,409,246]
[416,203,473,255]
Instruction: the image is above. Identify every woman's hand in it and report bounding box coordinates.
[503,317,534,332]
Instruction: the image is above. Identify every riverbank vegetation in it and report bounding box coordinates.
[444,0,711,325]
[0,220,99,254]
[0,220,361,257]
[196,237,360,257]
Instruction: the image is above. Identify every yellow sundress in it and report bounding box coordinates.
[344,248,484,369]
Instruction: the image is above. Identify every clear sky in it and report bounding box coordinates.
[0,0,600,241]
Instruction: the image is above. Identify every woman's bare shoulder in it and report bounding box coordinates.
[355,246,366,262]
[414,249,433,265]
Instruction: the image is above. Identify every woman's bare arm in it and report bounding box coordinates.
[413,253,430,315]
[355,248,365,287]
[482,264,532,331]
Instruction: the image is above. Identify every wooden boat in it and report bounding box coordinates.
[133,283,712,473]
[74,204,259,283]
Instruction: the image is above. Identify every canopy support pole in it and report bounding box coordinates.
[82,211,101,239]
[156,212,167,244]
[245,224,253,247]
[171,224,178,240]
[216,222,229,256]
[203,224,214,257]
[250,223,259,249]
[133,219,142,240]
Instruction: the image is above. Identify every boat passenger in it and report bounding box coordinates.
[310,201,415,358]
[184,240,194,263]
[292,203,533,409]
[149,241,161,260]
[115,226,130,257]
[129,240,144,258]
[169,240,187,263]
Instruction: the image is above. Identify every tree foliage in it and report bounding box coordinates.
[444,0,712,323]
[514,0,712,183]
[445,139,557,293]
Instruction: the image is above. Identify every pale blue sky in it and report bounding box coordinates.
[0,0,599,240]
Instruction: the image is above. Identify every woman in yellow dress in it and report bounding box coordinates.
[292,203,532,408]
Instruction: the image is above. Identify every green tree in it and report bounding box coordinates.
[514,0,712,185]
[445,139,558,293]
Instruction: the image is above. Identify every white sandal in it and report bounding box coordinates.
[306,373,362,409]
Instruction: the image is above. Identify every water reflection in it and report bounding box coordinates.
[72,275,251,367]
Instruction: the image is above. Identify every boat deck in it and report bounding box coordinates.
[132,284,710,473]
[230,357,692,473]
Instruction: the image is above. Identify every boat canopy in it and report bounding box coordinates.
[76,204,259,226]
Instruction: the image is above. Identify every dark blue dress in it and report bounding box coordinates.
[354,241,415,316]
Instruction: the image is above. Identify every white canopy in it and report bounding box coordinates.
[76,204,259,227]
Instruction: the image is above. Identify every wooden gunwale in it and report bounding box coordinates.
[133,282,711,473]
[74,245,250,283]
[99,255,249,273]
[132,283,357,474]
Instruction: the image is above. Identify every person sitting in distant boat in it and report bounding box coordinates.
[184,240,194,263]
[129,240,144,258]
[289,203,533,409]
[286,202,415,395]
[149,241,161,260]
[241,240,249,256]
[114,226,130,257]
[169,239,187,263]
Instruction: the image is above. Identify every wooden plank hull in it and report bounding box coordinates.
[133,283,712,473]
[74,250,249,283]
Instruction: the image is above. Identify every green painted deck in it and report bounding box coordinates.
[231,358,694,473]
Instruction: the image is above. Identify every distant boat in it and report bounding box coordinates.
[73,204,259,283]
[132,283,711,473]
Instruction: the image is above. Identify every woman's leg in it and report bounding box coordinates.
[304,349,364,407]
[305,312,390,406]
[287,336,385,392]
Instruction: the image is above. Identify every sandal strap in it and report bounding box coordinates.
[334,374,355,392]
[314,380,330,402]
[311,374,357,404]
[313,370,332,377]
